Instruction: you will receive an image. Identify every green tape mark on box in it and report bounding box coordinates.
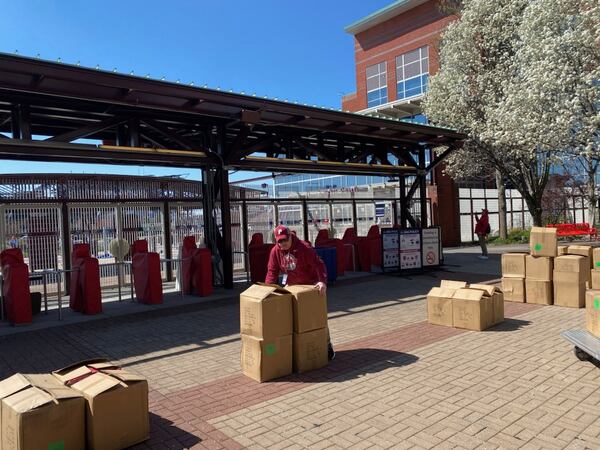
[265,343,276,356]
[534,243,542,251]
[596,261,600,267]
[595,298,600,310]
[48,442,65,450]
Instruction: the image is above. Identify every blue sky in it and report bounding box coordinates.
[0,0,391,181]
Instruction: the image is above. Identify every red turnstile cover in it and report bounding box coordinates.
[0,248,32,325]
[248,233,274,284]
[192,248,213,296]
[70,244,102,315]
[180,236,197,295]
[132,239,163,304]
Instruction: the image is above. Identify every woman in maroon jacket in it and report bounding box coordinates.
[474,208,490,259]
[265,225,334,359]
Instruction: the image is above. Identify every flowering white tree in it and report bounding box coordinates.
[494,0,600,225]
[424,0,600,226]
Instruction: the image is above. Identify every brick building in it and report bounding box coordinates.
[342,0,462,246]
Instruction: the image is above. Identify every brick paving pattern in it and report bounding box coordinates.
[0,250,598,449]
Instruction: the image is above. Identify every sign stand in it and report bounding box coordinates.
[381,226,442,274]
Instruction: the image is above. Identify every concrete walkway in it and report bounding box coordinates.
[0,244,598,449]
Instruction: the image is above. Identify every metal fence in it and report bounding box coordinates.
[458,187,590,243]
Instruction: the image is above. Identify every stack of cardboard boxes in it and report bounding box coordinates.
[554,254,588,308]
[240,283,328,382]
[427,280,504,331]
[501,253,527,302]
[525,254,553,305]
[499,226,600,309]
[0,359,149,449]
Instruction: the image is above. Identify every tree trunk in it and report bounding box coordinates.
[523,194,544,227]
[495,169,507,239]
[587,167,597,227]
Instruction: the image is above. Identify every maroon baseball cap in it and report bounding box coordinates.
[274,225,291,242]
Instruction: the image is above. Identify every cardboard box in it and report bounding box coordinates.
[452,288,494,331]
[553,272,585,308]
[525,256,553,281]
[568,245,593,268]
[554,255,589,283]
[502,277,526,302]
[501,254,527,278]
[594,248,600,271]
[427,287,456,327]
[586,290,600,338]
[469,284,504,325]
[592,271,600,289]
[285,285,328,333]
[529,227,557,257]
[241,334,292,382]
[0,373,85,450]
[53,359,149,450]
[240,284,293,339]
[293,328,328,373]
[525,279,553,305]
[440,280,468,289]
[557,245,568,255]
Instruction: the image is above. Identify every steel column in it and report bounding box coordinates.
[418,147,427,228]
[163,200,173,281]
[399,175,407,228]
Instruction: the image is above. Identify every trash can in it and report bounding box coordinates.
[315,247,337,283]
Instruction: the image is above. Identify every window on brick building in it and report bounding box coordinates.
[366,62,388,107]
[396,46,429,100]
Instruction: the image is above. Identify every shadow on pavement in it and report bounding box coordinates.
[488,318,532,332]
[279,349,419,384]
[130,413,201,449]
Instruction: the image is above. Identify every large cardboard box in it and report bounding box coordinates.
[501,254,527,278]
[53,359,149,450]
[241,334,292,382]
[502,277,526,303]
[553,272,585,308]
[293,328,328,373]
[440,280,468,289]
[0,373,85,450]
[530,227,557,257]
[525,279,553,305]
[469,284,504,325]
[554,255,589,283]
[240,284,293,339]
[594,248,600,271]
[592,271,600,289]
[427,287,456,326]
[285,285,328,333]
[586,290,600,338]
[557,245,568,255]
[452,288,493,331]
[568,245,593,268]
[525,256,553,281]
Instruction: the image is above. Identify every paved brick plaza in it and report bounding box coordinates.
[1,245,599,449]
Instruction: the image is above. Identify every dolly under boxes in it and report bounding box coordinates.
[501,253,527,302]
[554,255,588,308]
[52,359,149,450]
[240,284,293,382]
[0,373,85,450]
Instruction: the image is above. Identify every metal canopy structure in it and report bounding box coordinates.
[0,53,465,288]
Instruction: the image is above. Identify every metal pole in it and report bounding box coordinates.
[57,271,62,321]
[163,200,173,281]
[418,147,427,228]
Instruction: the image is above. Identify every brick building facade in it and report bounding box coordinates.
[342,0,462,246]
